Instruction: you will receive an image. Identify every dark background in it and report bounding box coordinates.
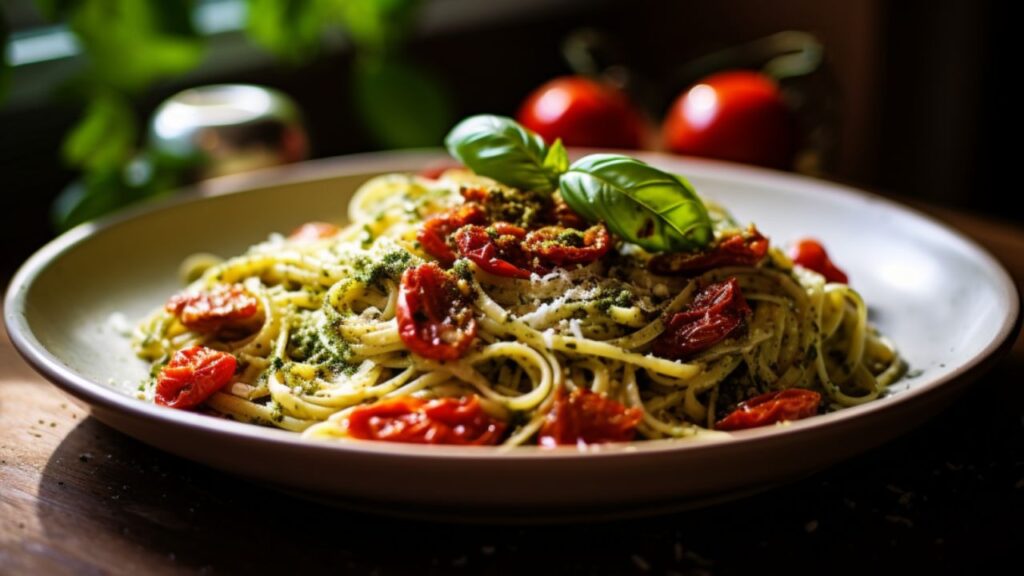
[0,0,1011,274]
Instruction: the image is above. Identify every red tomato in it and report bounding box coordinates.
[289,222,340,242]
[165,284,259,332]
[345,395,505,445]
[649,227,769,276]
[459,187,489,204]
[790,238,849,284]
[523,224,611,266]
[155,345,236,409]
[517,76,645,149]
[418,160,462,180]
[417,203,488,266]
[454,223,535,279]
[397,263,477,360]
[663,70,795,169]
[652,277,752,359]
[715,389,821,430]
[539,388,643,447]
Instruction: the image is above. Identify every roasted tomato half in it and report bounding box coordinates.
[789,238,848,284]
[165,284,260,333]
[652,277,751,359]
[454,223,536,279]
[289,221,340,242]
[523,224,611,267]
[715,389,821,430]
[649,226,769,276]
[539,388,643,447]
[397,262,477,360]
[417,203,488,266]
[345,395,505,445]
[155,345,236,409]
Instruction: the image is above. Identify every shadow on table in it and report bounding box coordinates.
[34,361,1023,574]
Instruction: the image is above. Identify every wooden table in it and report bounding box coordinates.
[3,203,1022,575]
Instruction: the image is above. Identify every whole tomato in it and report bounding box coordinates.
[517,76,645,149]
[662,70,795,169]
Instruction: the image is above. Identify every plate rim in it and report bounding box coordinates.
[5,149,1020,461]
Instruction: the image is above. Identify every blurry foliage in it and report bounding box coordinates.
[353,57,452,149]
[246,0,331,62]
[62,92,137,174]
[20,0,451,231]
[245,0,450,147]
[336,0,418,52]
[51,155,178,231]
[60,1,204,94]
[35,0,206,229]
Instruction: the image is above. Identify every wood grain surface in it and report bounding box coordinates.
[2,202,1022,575]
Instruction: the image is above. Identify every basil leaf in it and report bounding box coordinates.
[559,154,713,252]
[543,138,569,174]
[445,115,561,192]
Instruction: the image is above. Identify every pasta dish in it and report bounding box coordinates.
[134,115,903,447]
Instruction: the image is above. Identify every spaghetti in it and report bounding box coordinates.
[134,168,903,446]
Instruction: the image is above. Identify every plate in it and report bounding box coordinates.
[5,150,1019,521]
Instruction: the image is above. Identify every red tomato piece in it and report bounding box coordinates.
[289,222,340,242]
[417,203,488,266]
[648,227,769,275]
[155,345,236,409]
[397,263,477,360]
[652,277,752,359]
[539,388,643,447]
[165,284,259,332]
[459,187,489,204]
[454,223,535,279]
[418,160,462,180]
[662,70,795,169]
[517,76,646,149]
[523,224,611,266]
[790,239,849,284]
[345,395,505,445]
[715,389,822,430]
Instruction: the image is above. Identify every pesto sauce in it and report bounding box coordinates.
[594,288,635,313]
[352,250,418,289]
[285,315,355,374]
[477,186,548,228]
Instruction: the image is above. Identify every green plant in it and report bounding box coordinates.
[28,0,451,230]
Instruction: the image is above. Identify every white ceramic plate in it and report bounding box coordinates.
[6,150,1019,521]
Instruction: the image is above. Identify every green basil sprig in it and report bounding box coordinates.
[444,116,712,252]
[445,115,567,192]
[560,155,712,252]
